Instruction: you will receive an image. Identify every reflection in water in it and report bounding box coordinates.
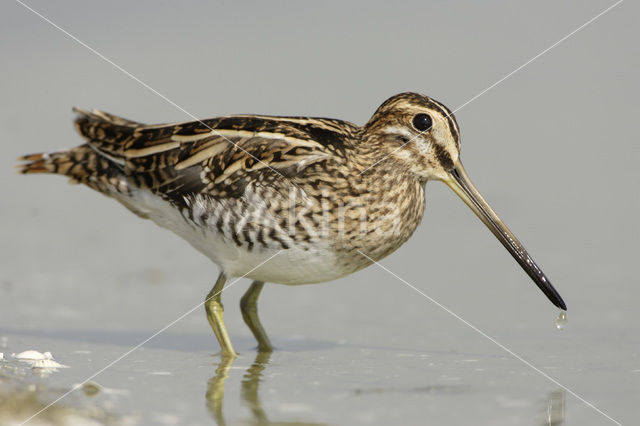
[542,390,565,426]
[206,351,326,426]
[241,351,271,424]
[206,354,234,426]
[207,354,565,425]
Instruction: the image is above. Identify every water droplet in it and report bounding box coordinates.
[556,311,567,330]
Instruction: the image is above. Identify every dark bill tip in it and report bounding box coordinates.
[445,161,567,311]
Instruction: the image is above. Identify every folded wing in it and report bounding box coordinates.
[72,109,356,206]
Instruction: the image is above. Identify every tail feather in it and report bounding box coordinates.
[18,146,129,195]
[18,107,170,199]
[18,152,52,174]
[18,149,87,178]
[19,107,145,196]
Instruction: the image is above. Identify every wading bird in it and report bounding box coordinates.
[20,93,566,357]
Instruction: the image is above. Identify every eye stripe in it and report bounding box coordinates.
[432,143,454,170]
[427,99,460,148]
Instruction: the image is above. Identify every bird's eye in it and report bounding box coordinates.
[412,113,433,132]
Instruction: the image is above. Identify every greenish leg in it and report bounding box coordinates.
[240,281,273,352]
[205,272,237,357]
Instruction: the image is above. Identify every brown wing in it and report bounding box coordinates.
[72,108,358,205]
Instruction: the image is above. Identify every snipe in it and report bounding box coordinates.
[19,92,566,357]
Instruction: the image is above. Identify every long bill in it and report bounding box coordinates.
[443,160,567,310]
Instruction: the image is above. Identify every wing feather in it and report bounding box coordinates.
[72,110,357,204]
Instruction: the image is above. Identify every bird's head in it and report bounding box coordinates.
[362,92,461,182]
[362,92,567,311]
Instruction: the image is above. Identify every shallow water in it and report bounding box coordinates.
[2,0,639,424]
[1,259,637,425]
[0,329,575,425]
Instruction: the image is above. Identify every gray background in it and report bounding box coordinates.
[1,0,638,425]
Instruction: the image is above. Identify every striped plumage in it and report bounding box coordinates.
[19,92,566,356]
[19,94,441,279]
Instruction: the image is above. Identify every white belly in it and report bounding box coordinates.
[114,189,348,285]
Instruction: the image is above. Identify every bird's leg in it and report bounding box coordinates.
[205,272,237,357]
[240,281,273,352]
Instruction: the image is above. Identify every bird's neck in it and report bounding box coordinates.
[345,161,426,261]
